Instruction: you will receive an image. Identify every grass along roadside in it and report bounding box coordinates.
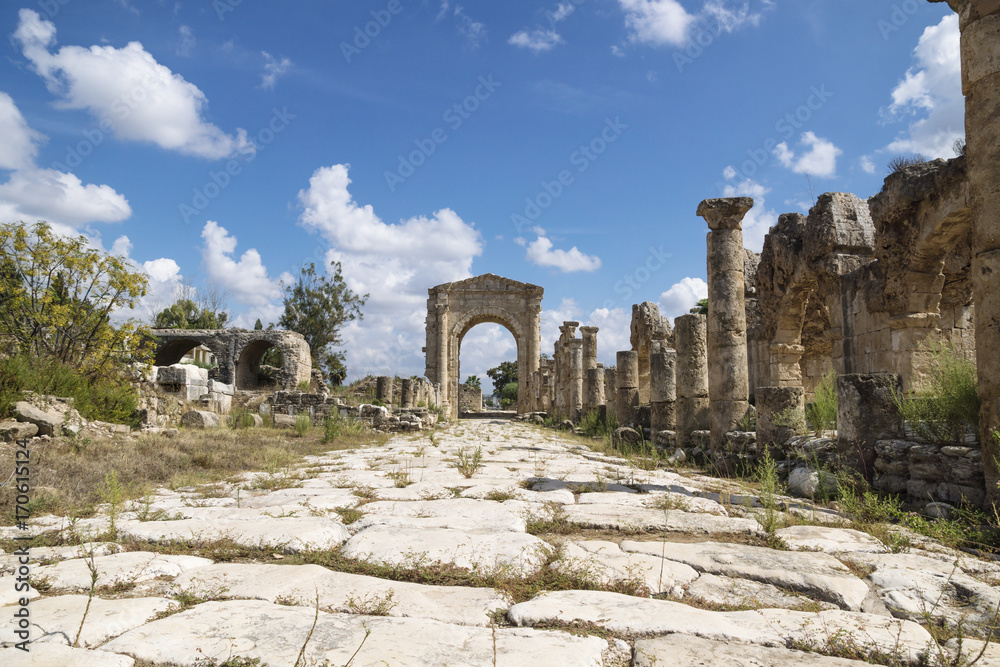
[0,423,387,525]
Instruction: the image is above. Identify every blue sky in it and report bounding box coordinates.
[0,0,963,390]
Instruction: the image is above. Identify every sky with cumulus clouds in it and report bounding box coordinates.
[0,1,963,391]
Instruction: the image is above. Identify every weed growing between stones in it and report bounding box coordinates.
[97,470,127,539]
[485,488,518,502]
[892,340,980,444]
[345,589,397,616]
[806,369,838,434]
[453,445,485,478]
[73,544,100,647]
[751,448,787,548]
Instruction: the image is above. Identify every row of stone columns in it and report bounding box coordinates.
[374,376,441,410]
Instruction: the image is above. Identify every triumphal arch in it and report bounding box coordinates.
[425,274,543,418]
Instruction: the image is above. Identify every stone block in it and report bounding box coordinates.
[0,419,38,442]
[14,401,63,437]
[756,386,805,449]
[837,373,903,481]
[180,410,221,429]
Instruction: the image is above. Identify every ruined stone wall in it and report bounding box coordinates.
[459,383,482,412]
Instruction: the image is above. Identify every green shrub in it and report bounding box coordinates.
[805,369,837,433]
[227,408,256,430]
[293,413,312,437]
[0,354,140,427]
[894,341,979,444]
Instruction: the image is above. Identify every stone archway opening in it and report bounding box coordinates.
[154,338,205,367]
[457,322,519,414]
[425,274,543,419]
[235,340,282,390]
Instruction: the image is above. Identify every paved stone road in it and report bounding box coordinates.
[3,419,1000,666]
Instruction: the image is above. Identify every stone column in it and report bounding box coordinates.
[604,367,617,422]
[433,382,442,408]
[435,302,451,417]
[400,378,414,409]
[581,326,599,416]
[616,350,639,427]
[570,340,584,421]
[650,349,677,433]
[930,0,1000,501]
[756,386,805,450]
[376,376,394,405]
[586,366,606,422]
[675,313,710,447]
[837,373,903,483]
[554,328,567,418]
[698,197,753,454]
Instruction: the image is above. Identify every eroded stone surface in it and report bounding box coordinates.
[1,643,135,666]
[102,600,606,667]
[33,552,212,591]
[117,516,349,553]
[634,633,873,666]
[621,540,870,610]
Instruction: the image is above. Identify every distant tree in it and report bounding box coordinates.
[254,318,263,330]
[464,375,481,389]
[689,298,709,315]
[0,221,150,376]
[278,261,367,386]
[154,298,228,330]
[953,138,967,157]
[501,381,518,408]
[486,361,517,396]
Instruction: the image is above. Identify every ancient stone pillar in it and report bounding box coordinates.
[400,378,414,409]
[756,386,805,450]
[581,326,599,416]
[604,367,617,422]
[931,0,1000,501]
[433,382,442,408]
[586,367,605,421]
[616,350,639,427]
[698,197,753,454]
[376,376,394,405]
[570,340,584,421]
[675,313,710,447]
[650,349,677,433]
[837,373,903,482]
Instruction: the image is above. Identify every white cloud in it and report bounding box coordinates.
[509,29,564,52]
[260,52,292,90]
[658,277,707,322]
[521,229,601,272]
[703,0,773,33]
[457,324,517,393]
[0,92,43,170]
[14,9,253,160]
[298,164,483,380]
[773,132,842,178]
[0,168,131,226]
[177,25,195,57]
[550,2,576,23]
[617,0,771,48]
[883,14,964,158]
[618,0,695,46]
[0,91,132,228]
[860,155,876,175]
[722,165,737,180]
[454,6,486,48]
[200,221,285,307]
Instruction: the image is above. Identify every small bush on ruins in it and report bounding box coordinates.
[805,369,838,434]
[893,340,980,444]
[886,153,927,174]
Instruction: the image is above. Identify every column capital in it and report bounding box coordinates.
[697,197,754,230]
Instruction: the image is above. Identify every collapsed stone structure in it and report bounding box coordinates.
[152,329,312,391]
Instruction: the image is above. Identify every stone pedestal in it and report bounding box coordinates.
[837,373,903,482]
[650,349,677,432]
[604,367,617,423]
[756,386,805,450]
[675,314,710,447]
[698,197,753,454]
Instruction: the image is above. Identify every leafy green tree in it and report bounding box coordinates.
[0,221,150,377]
[153,298,228,329]
[278,261,367,386]
[486,361,517,396]
[689,298,708,315]
[464,375,481,389]
[501,381,518,408]
[254,318,263,330]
